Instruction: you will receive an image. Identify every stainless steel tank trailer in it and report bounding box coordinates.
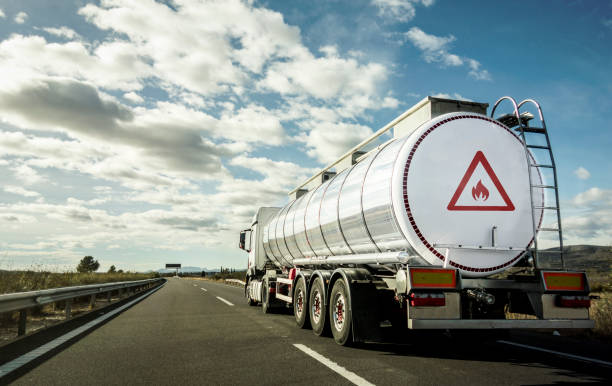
[238,96,594,346]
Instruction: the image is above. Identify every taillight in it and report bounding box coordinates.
[409,292,445,307]
[557,295,591,308]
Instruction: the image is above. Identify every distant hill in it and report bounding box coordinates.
[560,245,612,272]
[541,245,611,288]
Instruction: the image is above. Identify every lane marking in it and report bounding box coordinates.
[216,296,234,306]
[293,344,375,386]
[200,288,207,292]
[193,284,197,287]
[497,340,612,367]
[0,283,165,379]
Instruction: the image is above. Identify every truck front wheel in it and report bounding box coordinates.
[309,278,327,336]
[329,279,352,346]
[262,278,271,314]
[247,283,257,306]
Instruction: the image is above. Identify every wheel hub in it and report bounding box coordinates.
[333,293,345,331]
[312,291,321,323]
[296,289,304,315]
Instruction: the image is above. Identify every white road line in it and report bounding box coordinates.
[0,283,165,379]
[200,288,207,292]
[293,344,375,386]
[216,296,234,306]
[497,340,612,367]
[193,284,197,287]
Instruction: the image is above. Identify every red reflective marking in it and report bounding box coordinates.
[543,272,586,291]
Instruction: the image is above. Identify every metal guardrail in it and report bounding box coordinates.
[0,278,164,336]
[225,279,245,286]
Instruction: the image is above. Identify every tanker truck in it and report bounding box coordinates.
[238,96,594,346]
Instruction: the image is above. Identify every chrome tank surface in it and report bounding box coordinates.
[263,112,543,277]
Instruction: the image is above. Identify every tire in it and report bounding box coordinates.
[293,277,310,329]
[309,277,327,336]
[262,278,272,314]
[246,282,257,306]
[329,279,352,346]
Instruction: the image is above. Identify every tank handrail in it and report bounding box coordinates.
[490,96,520,121]
[289,97,433,195]
[518,99,544,123]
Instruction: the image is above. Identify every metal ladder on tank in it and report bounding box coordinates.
[491,97,565,270]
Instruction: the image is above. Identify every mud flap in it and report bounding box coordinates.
[350,281,382,343]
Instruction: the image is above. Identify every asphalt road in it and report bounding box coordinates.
[7,278,612,385]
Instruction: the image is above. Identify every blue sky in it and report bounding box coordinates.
[0,0,610,272]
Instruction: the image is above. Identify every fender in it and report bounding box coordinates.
[292,270,313,299]
[329,268,382,344]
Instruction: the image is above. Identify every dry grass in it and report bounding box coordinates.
[0,270,159,295]
[207,270,246,281]
[590,292,612,340]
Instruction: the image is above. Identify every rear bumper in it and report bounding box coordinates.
[408,318,595,329]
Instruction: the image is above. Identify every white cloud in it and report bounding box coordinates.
[14,11,28,24]
[42,27,80,39]
[258,46,388,100]
[466,58,491,81]
[431,92,472,101]
[371,0,434,23]
[572,187,609,206]
[77,0,302,95]
[66,197,109,206]
[573,166,591,180]
[404,27,491,80]
[11,164,47,185]
[4,185,41,198]
[0,35,151,92]
[123,91,144,104]
[230,155,317,190]
[0,9,5,18]
[563,188,612,245]
[405,27,455,53]
[217,105,285,146]
[0,0,399,270]
[0,213,36,223]
[298,121,374,164]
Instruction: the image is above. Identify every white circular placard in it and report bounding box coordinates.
[392,113,543,277]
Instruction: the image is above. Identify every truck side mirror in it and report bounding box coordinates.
[244,230,252,252]
[239,229,252,252]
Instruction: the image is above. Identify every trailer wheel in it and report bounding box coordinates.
[262,278,272,314]
[293,277,310,329]
[329,279,352,346]
[309,277,327,336]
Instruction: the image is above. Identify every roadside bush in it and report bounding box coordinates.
[0,269,159,295]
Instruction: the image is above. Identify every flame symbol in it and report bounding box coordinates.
[471,180,490,201]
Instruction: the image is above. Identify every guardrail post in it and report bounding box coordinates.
[17,310,27,336]
[65,300,72,319]
[89,294,97,310]
[107,291,112,302]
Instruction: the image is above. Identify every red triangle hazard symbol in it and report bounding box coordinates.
[447,151,515,211]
